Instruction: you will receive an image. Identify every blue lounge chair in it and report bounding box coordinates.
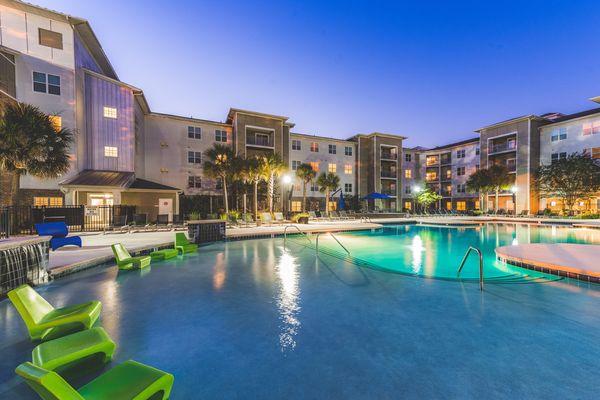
[35,222,82,251]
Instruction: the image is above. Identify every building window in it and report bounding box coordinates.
[104,146,118,157]
[345,146,353,156]
[404,201,412,210]
[476,164,480,171]
[33,196,63,207]
[328,163,337,173]
[591,147,600,159]
[475,147,480,156]
[188,126,201,139]
[38,28,63,49]
[291,201,302,212]
[457,184,466,193]
[188,176,202,188]
[160,168,169,173]
[310,142,319,152]
[215,179,223,190]
[329,144,337,154]
[49,115,62,131]
[583,121,600,136]
[456,201,466,211]
[310,182,319,192]
[33,72,60,95]
[426,171,437,181]
[309,162,319,171]
[405,153,412,162]
[188,151,202,164]
[551,152,567,163]
[551,127,567,141]
[292,140,301,150]
[405,186,411,194]
[103,107,117,119]
[215,129,227,142]
[456,149,466,158]
[292,160,301,170]
[405,169,412,179]
[344,164,352,174]
[456,167,465,176]
[344,183,352,193]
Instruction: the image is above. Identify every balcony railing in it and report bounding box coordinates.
[425,157,439,166]
[380,151,397,160]
[425,175,438,182]
[381,189,397,196]
[489,142,516,154]
[246,135,273,147]
[440,156,452,165]
[381,170,397,178]
[441,191,452,197]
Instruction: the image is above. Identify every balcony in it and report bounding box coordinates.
[440,154,451,165]
[426,156,439,166]
[381,170,397,179]
[489,141,516,155]
[380,150,398,161]
[441,190,452,197]
[381,189,397,197]
[246,135,273,147]
[425,174,438,182]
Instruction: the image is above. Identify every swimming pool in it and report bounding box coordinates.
[1,223,599,399]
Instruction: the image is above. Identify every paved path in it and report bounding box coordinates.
[496,243,600,281]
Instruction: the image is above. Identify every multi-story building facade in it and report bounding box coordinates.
[2,0,600,217]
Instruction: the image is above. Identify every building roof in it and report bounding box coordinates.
[290,132,356,144]
[60,170,180,191]
[226,108,290,124]
[129,178,180,191]
[348,132,408,141]
[427,137,479,151]
[474,114,548,132]
[541,107,600,125]
[148,112,231,127]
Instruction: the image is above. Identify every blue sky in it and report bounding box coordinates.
[38,0,600,147]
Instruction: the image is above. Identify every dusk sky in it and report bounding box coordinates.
[38,0,600,147]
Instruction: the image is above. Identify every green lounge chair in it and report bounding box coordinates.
[175,232,198,254]
[150,248,179,260]
[7,284,102,342]
[111,243,151,270]
[32,327,115,371]
[16,360,174,400]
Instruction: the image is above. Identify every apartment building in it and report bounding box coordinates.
[2,0,600,217]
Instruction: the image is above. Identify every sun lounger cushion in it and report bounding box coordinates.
[32,327,115,371]
[8,284,102,341]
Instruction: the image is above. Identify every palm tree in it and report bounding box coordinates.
[239,156,263,219]
[203,144,236,213]
[316,172,340,216]
[259,153,286,213]
[0,102,73,206]
[466,168,492,212]
[488,164,513,212]
[295,163,317,212]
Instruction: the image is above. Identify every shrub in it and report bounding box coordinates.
[575,213,600,219]
[291,213,310,223]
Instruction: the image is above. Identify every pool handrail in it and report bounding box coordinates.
[315,232,351,256]
[283,225,311,244]
[456,246,484,291]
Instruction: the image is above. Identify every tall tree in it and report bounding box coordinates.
[295,163,317,212]
[203,144,237,213]
[259,153,286,213]
[240,157,263,219]
[316,172,340,215]
[466,168,492,212]
[416,187,442,212]
[536,152,600,212]
[487,164,513,212]
[0,102,73,206]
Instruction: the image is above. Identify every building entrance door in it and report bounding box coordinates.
[159,198,173,222]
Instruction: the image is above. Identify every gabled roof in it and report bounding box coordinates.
[129,178,180,191]
[427,137,479,151]
[475,114,548,132]
[226,108,289,124]
[60,170,180,191]
[542,107,600,125]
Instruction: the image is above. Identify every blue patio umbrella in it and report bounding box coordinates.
[338,193,346,210]
[361,192,392,200]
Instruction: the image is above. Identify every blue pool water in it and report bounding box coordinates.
[1,223,599,399]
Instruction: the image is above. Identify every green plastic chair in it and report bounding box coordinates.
[16,360,174,400]
[7,284,101,342]
[174,233,198,254]
[32,327,116,371]
[150,248,179,261]
[111,243,151,270]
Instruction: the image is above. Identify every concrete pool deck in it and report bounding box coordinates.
[496,243,600,283]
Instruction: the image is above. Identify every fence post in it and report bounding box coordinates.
[80,205,85,231]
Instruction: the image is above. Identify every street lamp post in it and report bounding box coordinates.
[413,185,422,214]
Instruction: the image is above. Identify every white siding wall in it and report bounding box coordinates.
[0,5,74,69]
[143,114,233,194]
[289,134,356,198]
[540,114,600,165]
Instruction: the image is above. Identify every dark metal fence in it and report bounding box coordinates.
[0,205,137,236]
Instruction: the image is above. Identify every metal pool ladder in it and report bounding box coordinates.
[283,225,311,244]
[315,232,351,256]
[457,246,484,291]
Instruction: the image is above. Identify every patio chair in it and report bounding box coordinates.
[131,213,155,232]
[35,222,82,251]
[7,284,102,342]
[107,215,130,234]
[273,212,288,224]
[518,210,529,217]
[329,211,341,220]
[338,210,352,220]
[156,214,173,231]
[175,232,198,254]
[111,243,151,270]
[16,360,174,400]
[308,211,322,221]
[261,212,274,226]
